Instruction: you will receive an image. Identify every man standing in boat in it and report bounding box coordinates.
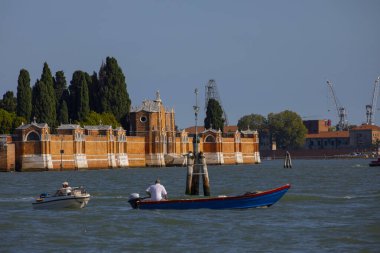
[58,181,72,196]
[146,179,168,201]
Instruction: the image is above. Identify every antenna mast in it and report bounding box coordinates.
[193,88,200,154]
[204,79,228,126]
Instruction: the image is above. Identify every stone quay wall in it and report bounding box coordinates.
[0,123,260,172]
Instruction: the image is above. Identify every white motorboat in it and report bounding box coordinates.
[32,186,90,209]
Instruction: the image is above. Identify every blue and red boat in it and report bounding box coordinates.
[128,184,290,210]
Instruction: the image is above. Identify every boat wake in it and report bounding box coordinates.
[91,195,126,200]
[285,193,380,202]
[0,196,35,203]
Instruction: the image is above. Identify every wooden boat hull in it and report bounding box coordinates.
[129,184,290,210]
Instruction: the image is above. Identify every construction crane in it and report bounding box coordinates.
[205,79,229,126]
[365,77,380,125]
[326,80,348,131]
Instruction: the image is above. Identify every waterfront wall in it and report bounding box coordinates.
[0,136,15,172]
[0,123,260,172]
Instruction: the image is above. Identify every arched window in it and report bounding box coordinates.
[204,135,215,143]
[26,132,40,141]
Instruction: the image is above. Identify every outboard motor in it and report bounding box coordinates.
[39,193,49,198]
[128,193,141,209]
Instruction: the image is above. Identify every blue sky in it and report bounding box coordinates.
[1,0,379,129]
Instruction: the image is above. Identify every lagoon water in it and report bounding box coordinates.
[1,159,379,253]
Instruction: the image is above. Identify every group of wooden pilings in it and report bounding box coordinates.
[284,151,292,168]
[185,151,211,196]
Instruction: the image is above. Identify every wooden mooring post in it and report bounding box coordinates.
[284,151,292,168]
[200,152,210,196]
[185,88,211,196]
[191,157,200,195]
[185,151,194,195]
[185,151,211,196]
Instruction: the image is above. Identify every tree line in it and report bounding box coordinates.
[1,57,306,149]
[237,111,307,149]
[0,57,131,134]
[203,98,307,149]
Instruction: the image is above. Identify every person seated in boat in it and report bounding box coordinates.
[145,178,168,201]
[57,181,72,196]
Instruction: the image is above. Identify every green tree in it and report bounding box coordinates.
[204,98,225,131]
[237,114,267,131]
[53,71,69,124]
[88,71,100,112]
[32,63,56,127]
[57,100,69,124]
[69,71,90,121]
[41,62,57,111]
[32,80,53,125]
[0,109,13,134]
[53,71,67,105]
[98,57,131,125]
[12,115,25,131]
[267,110,307,149]
[16,69,32,121]
[0,109,26,134]
[82,111,120,128]
[0,91,17,113]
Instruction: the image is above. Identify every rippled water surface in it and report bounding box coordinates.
[1,159,380,252]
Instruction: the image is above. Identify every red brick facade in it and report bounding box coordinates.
[0,93,260,171]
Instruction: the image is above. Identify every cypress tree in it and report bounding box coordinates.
[53,71,67,106]
[69,71,90,121]
[0,91,17,113]
[53,71,68,125]
[204,98,225,131]
[16,69,32,121]
[98,57,131,125]
[57,100,69,124]
[34,62,56,127]
[88,71,100,112]
[32,79,56,126]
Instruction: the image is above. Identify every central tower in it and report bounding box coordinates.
[129,91,176,166]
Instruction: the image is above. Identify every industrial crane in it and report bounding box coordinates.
[326,80,348,131]
[365,77,380,125]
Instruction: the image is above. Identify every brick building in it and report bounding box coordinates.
[303,119,331,134]
[0,92,260,171]
[304,131,350,150]
[349,124,380,150]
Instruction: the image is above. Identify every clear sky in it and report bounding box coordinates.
[1,0,379,129]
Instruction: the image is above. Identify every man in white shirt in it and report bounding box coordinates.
[146,179,168,201]
[58,181,72,196]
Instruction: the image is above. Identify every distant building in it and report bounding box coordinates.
[304,131,350,150]
[349,124,380,150]
[303,119,330,134]
[303,121,380,152]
